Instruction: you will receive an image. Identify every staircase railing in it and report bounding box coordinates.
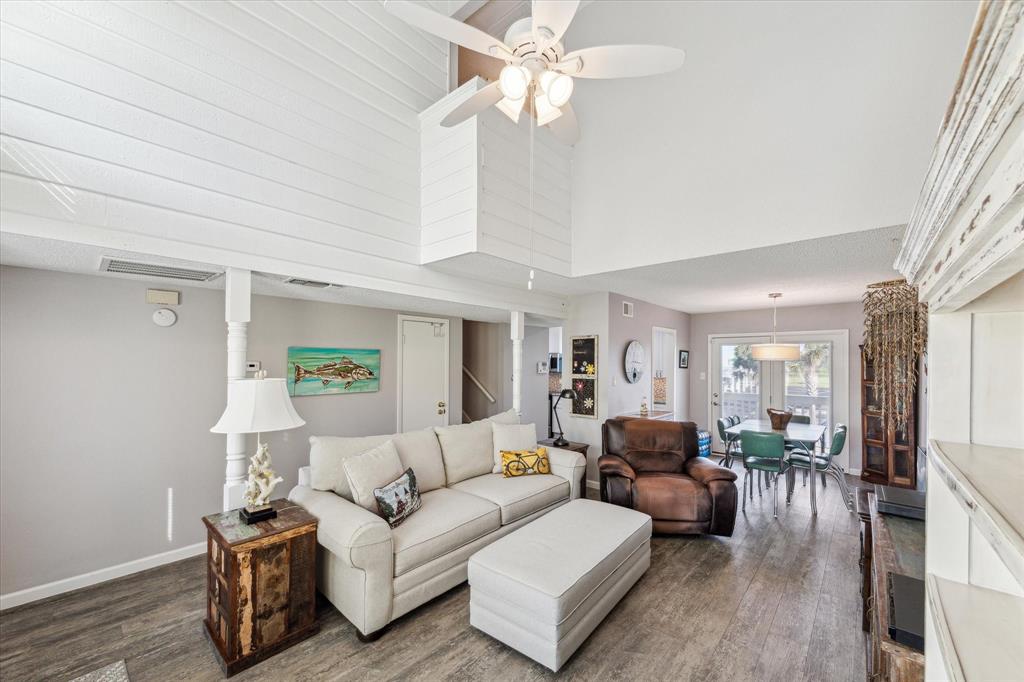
[463,366,496,404]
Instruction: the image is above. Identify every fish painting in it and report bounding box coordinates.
[287,347,381,396]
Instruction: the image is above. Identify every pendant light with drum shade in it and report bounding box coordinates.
[751,293,800,361]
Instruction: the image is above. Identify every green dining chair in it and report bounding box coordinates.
[716,417,740,468]
[786,424,853,512]
[740,430,790,518]
[785,414,819,486]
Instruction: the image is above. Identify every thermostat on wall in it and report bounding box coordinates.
[152,308,177,327]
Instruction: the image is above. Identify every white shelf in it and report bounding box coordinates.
[929,440,1024,587]
[926,575,1024,682]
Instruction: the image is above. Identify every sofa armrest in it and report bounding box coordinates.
[684,456,738,485]
[598,454,636,481]
[546,446,587,499]
[288,485,392,566]
[288,485,394,636]
[298,465,312,488]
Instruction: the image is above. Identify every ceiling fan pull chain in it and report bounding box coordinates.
[528,83,536,291]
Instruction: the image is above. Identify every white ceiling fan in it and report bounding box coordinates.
[386,0,686,144]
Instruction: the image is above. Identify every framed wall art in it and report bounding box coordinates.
[287,346,380,396]
[679,350,689,369]
[570,335,598,418]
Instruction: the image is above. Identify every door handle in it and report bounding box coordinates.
[437,408,446,415]
[712,401,719,406]
[438,400,446,408]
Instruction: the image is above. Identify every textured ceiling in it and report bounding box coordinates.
[0,233,524,324]
[427,225,905,313]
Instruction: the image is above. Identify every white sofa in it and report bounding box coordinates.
[288,410,587,640]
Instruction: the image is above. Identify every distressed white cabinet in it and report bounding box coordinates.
[896,3,1024,680]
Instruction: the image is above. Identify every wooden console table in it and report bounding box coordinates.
[858,489,924,682]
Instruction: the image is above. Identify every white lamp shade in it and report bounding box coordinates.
[750,343,801,362]
[495,95,525,123]
[211,378,305,434]
[534,93,563,126]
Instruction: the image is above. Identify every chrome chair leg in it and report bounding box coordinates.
[821,471,827,488]
[742,469,748,512]
[802,470,807,487]
[773,473,780,518]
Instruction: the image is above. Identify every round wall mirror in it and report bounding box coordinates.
[624,340,646,384]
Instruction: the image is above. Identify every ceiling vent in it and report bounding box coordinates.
[622,300,634,318]
[100,257,221,282]
[284,277,333,289]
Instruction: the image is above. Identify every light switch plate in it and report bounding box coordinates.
[246,361,261,372]
[700,372,706,380]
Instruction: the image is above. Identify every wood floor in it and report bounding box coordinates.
[0,473,867,681]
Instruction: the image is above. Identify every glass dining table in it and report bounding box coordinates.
[725,419,828,514]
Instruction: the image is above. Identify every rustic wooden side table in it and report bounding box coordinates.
[202,499,319,677]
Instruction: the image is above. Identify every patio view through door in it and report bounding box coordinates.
[709,332,848,455]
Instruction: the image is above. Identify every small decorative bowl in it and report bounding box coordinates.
[767,408,793,430]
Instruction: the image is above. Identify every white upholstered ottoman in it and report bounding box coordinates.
[467,498,652,671]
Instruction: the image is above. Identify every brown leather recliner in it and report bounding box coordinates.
[600,418,738,536]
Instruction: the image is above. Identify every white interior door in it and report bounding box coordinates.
[399,316,449,432]
[652,327,676,414]
[709,335,770,451]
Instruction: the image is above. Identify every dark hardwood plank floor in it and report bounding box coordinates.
[0,472,867,681]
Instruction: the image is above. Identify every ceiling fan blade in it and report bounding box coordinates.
[386,1,512,59]
[546,102,580,145]
[556,44,685,79]
[440,81,503,127]
[532,0,580,50]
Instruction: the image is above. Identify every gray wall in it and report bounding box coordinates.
[0,266,461,595]
[688,301,863,471]
[607,293,692,420]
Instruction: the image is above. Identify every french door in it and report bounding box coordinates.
[709,331,848,457]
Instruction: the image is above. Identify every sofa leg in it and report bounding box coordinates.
[357,626,387,643]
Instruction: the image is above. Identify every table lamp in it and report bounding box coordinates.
[552,388,577,447]
[211,371,305,523]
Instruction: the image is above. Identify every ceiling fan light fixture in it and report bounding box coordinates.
[495,95,525,123]
[499,64,531,101]
[539,70,573,107]
[534,93,563,126]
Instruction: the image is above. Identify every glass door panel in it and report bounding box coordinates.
[781,342,833,446]
[709,337,769,451]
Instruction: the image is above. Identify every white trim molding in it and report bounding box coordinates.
[0,542,205,611]
[895,1,1024,311]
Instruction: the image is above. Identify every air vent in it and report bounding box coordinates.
[622,301,634,318]
[284,277,332,289]
[100,257,221,282]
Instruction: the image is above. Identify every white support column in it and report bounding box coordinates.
[223,268,251,511]
[510,311,525,417]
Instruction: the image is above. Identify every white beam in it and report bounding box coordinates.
[510,310,525,416]
[223,267,251,511]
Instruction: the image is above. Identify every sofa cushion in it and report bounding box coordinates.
[391,428,446,493]
[491,422,539,473]
[391,488,500,576]
[434,421,494,485]
[309,434,393,500]
[634,473,712,522]
[343,440,405,513]
[451,473,569,525]
[484,408,520,425]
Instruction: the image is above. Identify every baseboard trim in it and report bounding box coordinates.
[0,541,206,611]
